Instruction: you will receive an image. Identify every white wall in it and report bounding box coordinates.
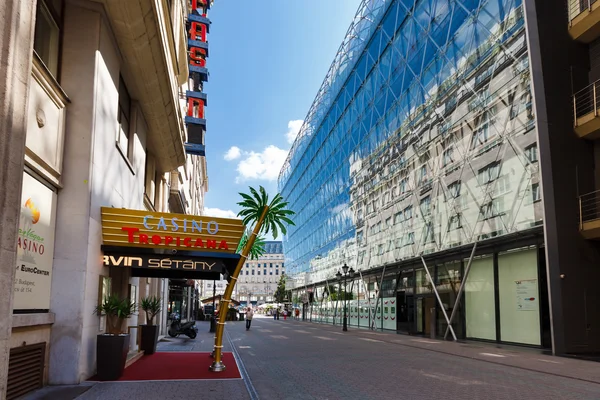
[49,4,101,385]
[50,3,151,383]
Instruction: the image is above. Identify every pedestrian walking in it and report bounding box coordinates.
[283,309,288,320]
[245,307,254,330]
[276,308,280,320]
[295,308,300,320]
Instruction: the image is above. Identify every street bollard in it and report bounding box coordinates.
[430,307,436,340]
[209,315,216,333]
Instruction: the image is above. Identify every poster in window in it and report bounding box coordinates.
[515,279,538,311]
[14,172,57,310]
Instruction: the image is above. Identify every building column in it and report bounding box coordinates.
[0,0,37,397]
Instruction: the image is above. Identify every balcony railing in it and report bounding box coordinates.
[568,0,600,42]
[573,80,600,138]
[569,0,597,23]
[578,190,600,238]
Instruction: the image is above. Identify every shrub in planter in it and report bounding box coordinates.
[139,296,162,355]
[94,295,137,380]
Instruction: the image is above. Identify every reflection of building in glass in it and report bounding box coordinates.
[280,0,552,348]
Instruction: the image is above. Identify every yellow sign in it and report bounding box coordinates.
[101,208,245,254]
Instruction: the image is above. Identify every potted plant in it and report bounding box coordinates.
[139,296,162,355]
[94,295,137,380]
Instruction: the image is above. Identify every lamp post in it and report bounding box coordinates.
[336,263,355,332]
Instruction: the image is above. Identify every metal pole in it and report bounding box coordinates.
[444,243,477,339]
[371,266,387,330]
[421,257,457,341]
[343,275,348,331]
[358,271,370,328]
[594,83,597,116]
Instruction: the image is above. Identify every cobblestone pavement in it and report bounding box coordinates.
[229,315,600,400]
[22,317,600,399]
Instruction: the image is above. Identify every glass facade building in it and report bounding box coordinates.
[279,0,548,346]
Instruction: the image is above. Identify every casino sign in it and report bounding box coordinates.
[100,207,245,280]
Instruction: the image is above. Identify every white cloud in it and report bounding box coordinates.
[236,145,288,182]
[286,120,304,144]
[224,146,241,161]
[203,207,238,219]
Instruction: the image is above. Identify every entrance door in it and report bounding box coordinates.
[396,291,414,333]
[423,297,436,336]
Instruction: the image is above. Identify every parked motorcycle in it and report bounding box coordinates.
[168,316,197,339]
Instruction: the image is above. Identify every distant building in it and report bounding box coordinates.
[202,241,285,305]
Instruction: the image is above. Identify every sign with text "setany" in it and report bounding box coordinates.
[102,254,225,273]
[100,208,245,254]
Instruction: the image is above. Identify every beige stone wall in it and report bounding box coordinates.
[10,323,53,385]
[0,0,37,398]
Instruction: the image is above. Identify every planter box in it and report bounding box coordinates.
[140,325,159,355]
[96,334,130,381]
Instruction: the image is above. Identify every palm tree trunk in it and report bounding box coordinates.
[210,205,269,371]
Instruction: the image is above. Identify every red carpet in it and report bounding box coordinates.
[90,352,241,381]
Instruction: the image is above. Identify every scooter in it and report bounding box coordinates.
[168,316,197,339]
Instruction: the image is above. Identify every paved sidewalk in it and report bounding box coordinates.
[293,318,600,384]
[22,321,251,400]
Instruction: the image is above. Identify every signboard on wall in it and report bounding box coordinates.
[14,172,57,310]
[100,207,245,254]
[516,279,538,311]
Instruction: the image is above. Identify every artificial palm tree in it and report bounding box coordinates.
[236,229,267,260]
[211,186,295,372]
[237,186,295,239]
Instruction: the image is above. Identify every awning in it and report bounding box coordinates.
[101,245,241,280]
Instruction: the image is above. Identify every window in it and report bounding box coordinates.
[117,77,134,163]
[399,178,408,194]
[383,192,390,205]
[531,183,541,202]
[424,223,435,243]
[385,217,392,228]
[270,263,273,268]
[525,144,538,163]
[443,147,454,166]
[404,205,413,220]
[478,163,501,185]
[258,271,261,275]
[357,230,364,243]
[406,232,415,245]
[394,212,403,224]
[480,198,504,219]
[420,196,431,216]
[448,181,461,199]
[34,0,62,78]
[510,89,532,120]
[276,270,279,275]
[448,214,462,231]
[377,244,384,255]
[418,164,428,183]
[263,269,267,275]
[252,270,255,275]
[471,111,494,148]
[246,271,249,275]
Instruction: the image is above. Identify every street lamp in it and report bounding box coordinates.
[336,263,355,332]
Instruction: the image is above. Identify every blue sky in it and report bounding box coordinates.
[202,0,362,228]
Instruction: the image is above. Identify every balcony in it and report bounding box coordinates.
[573,80,600,139]
[579,190,600,239]
[569,0,600,42]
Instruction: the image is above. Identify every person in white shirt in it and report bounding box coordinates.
[245,307,254,330]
